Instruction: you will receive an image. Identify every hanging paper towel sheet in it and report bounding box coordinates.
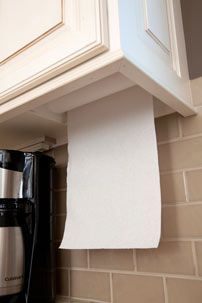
[60,87,161,249]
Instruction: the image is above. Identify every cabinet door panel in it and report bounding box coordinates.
[0,0,108,103]
[119,0,192,107]
[0,0,62,63]
[144,0,170,52]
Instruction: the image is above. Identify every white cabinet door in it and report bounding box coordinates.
[119,0,192,110]
[0,0,108,103]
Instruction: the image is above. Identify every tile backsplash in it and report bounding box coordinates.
[52,110,202,303]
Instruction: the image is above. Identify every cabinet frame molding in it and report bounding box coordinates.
[0,0,65,66]
[0,0,109,104]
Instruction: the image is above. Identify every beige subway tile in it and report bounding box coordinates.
[195,242,202,275]
[181,107,202,137]
[89,249,134,271]
[54,215,66,241]
[136,241,194,275]
[160,172,186,203]
[158,137,202,171]
[54,145,68,167]
[186,169,202,201]
[191,77,202,106]
[54,166,67,189]
[166,278,202,303]
[57,250,88,268]
[54,191,66,214]
[162,204,202,238]
[56,269,69,297]
[113,274,164,303]
[155,113,180,142]
[70,270,110,302]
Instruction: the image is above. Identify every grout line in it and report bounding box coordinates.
[160,165,202,175]
[87,250,90,269]
[161,237,202,242]
[56,267,202,280]
[182,170,189,202]
[162,201,202,207]
[191,241,199,277]
[133,249,137,271]
[177,115,183,138]
[68,269,71,298]
[109,272,113,303]
[163,276,169,303]
[158,137,181,145]
[56,296,109,303]
[162,200,202,206]
[55,295,70,303]
[157,132,202,146]
[53,138,68,149]
[70,300,106,303]
[69,296,109,303]
[183,166,202,172]
[160,166,202,175]
[160,169,184,175]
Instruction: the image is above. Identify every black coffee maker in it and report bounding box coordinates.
[0,150,55,303]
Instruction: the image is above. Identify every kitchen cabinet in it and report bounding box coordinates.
[0,0,196,148]
[0,0,108,102]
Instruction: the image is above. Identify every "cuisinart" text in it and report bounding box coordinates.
[5,275,23,282]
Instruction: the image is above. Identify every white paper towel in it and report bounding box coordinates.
[60,87,161,249]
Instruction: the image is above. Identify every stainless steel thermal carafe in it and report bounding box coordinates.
[0,226,24,296]
[0,149,55,303]
[0,165,25,297]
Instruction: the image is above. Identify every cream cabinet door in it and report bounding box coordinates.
[119,0,192,109]
[0,0,108,103]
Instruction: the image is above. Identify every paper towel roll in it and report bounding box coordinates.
[60,87,161,249]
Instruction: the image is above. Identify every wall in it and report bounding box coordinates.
[52,92,202,303]
[181,0,202,79]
